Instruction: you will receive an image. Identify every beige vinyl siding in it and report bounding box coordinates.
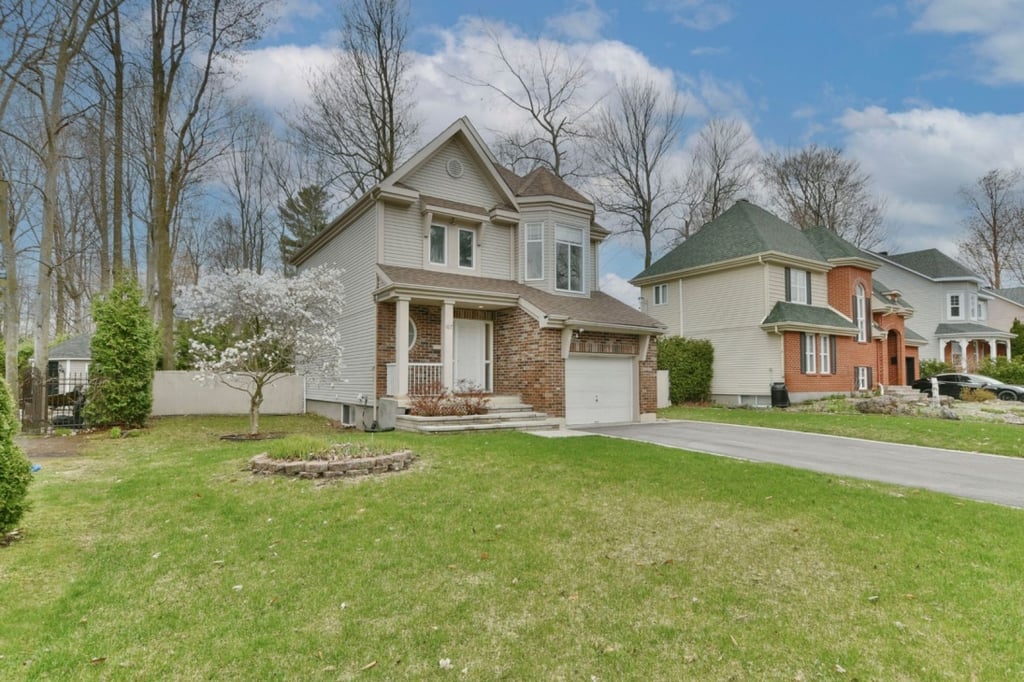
[478,223,513,279]
[298,205,377,405]
[988,295,1024,334]
[590,239,600,292]
[643,283,682,337]
[381,203,422,268]
[682,264,781,395]
[404,138,505,208]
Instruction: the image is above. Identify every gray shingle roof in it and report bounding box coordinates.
[804,226,878,262]
[761,301,858,330]
[378,265,663,332]
[884,249,980,280]
[934,322,1013,337]
[904,327,928,344]
[50,333,92,360]
[872,279,913,309]
[633,200,827,281]
[996,286,1024,305]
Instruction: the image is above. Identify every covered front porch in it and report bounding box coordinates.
[936,323,1014,371]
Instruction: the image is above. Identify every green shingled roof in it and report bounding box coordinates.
[885,249,980,280]
[633,200,825,280]
[761,301,858,330]
[872,279,913,309]
[804,226,877,262]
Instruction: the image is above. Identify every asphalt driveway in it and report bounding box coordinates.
[580,420,1024,508]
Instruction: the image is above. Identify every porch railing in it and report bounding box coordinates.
[385,362,443,396]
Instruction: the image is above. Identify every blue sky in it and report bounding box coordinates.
[235,0,1024,301]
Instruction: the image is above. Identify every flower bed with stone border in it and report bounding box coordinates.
[249,450,416,479]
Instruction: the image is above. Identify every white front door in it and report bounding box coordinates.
[454,319,489,391]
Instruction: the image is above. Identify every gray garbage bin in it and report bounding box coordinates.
[770,382,789,408]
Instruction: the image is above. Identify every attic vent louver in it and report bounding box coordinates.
[446,158,464,178]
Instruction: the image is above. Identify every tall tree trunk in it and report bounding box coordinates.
[0,179,18,396]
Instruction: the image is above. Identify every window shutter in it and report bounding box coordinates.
[854,367,859,391]
[867,367,874,389]
[785,267,791,302]
[800,333,807,372]
[806,271,812,305]
[830,336,838,374]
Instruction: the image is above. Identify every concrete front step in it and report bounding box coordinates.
[396,411,557,434]
[882,385,925,402]
[408,419,563,434]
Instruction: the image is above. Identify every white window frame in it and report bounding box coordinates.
[947,292,963,320]
[855,284,867,343]
[555,224,585,293]
[856,366,869,390]
[819,334,831,374]
[977,298,988,321]
[525,223,544,280]
[653,283,668,306]
[429,225,447,265]
[968,293,978,321]
[803,333,816,374]
[458,227,475,269]
[789,268,809,304]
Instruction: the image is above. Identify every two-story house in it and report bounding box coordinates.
[292,117,664,426]
[631,200,921,405]
[870,250,1014,370]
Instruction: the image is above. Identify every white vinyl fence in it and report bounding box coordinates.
[152,371,305,416]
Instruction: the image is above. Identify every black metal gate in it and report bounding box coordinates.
[20,368,88,432]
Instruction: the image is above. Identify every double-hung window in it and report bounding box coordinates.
[856,366,870,391]
[429,225,447,265]
[556,225,584,293]
[854,284,867,343]
[785,267,811,304]
[653,283,668,305]
[525,223,543,280]
[458,228,474,268]
[802,333,816,374]
[819,334,831,374]
[948,293,963,320]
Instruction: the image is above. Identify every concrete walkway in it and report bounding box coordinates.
[579,420,1024,508]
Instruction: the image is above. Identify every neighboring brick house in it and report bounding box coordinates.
[631,200,921,405]
[870,250,1015,370]
[292,117,664,426]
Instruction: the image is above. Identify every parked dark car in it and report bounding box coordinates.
[911,373,1024,401]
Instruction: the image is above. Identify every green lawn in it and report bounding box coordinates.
[2,415,1022,680]
[661,404,1024,457]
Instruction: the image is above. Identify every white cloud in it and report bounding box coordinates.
[839,105,1024,252]
[600,272,641,307]
[645,0,734,31]
[232,45,336,111]
[545,0,610,41]
[911,0,1024,83]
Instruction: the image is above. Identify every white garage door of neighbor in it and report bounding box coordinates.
[565,355,634,425]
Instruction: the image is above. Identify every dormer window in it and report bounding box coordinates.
[556,225,584,293]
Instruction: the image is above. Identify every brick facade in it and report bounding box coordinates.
[380,302,656,418]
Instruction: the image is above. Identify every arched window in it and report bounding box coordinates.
[855,284,867,342]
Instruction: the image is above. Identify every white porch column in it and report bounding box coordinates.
[1008,340,1012,362]
[396,297,410,397]
[441,300,455,391]
[989,339,997,360]
[957,338,968,370]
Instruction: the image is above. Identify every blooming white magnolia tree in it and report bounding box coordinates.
[178,267,345,435]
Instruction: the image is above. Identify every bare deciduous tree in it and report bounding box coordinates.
[589,79,685,268]
[457,27,595,180]
[146,0,269,369]
[957,168,1024,288]
[294,0,418,201]
[760,144,886,249]
[679,117,757,240]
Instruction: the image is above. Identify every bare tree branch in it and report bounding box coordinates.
[957,168,1024,288]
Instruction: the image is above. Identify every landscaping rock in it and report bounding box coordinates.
[249,450,416,479]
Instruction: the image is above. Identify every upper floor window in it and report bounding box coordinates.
[556,225,584,293]
[525,223,543,280]
[968,293,978,321]
[948,293,963,320]
[855,283,867,343]
[653,283,668,305]
[429,225,446,265]
[458,228,474,269]
[786,267,811,304]
[977,298,988,321]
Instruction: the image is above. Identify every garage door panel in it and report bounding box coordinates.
[565,355,634,425]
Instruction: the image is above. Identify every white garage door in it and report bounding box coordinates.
[565,355,635,425]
